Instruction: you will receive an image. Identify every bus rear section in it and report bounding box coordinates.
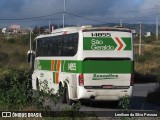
[77,29,134,101]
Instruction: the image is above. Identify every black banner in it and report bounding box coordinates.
[0,111,160,118]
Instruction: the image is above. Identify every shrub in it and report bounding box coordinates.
[144,38,153,44]
[135,54,146,63]
[135,51,153,63]
[144,35,156,44]
[0,67,31,110]
[118,95,131,113]
[19,35,30,45]
[0,52,8,62]
[7,38,16,44]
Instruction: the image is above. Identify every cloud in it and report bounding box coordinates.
[0,0,157,27]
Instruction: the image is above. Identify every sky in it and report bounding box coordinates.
[0,0,159,28]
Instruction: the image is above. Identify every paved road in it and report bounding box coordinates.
[39,83,160,112]
[79,83,160,111]
[131,83,160,111]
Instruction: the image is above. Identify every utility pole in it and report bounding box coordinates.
[39,26,40,35]
[120,19,123,27]
[63,0,66,28]
[156,15,159,40]
[155,5,159,40]
[49,21,51,33]
[139,22,142,56]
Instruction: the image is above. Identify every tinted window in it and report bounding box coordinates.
[36,33,78,57]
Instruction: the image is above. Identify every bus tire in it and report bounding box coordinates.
[36,79,40,91]
[59,85,66,103]
[65,87,73,105]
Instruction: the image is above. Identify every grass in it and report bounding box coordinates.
[134,45,160,75]
[134,46,159,83]
[0,34,30,70]
[134,42,160,105]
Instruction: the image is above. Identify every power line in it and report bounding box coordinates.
[0,8,159,25]
[0,12,63,20]
[66,12,108,24]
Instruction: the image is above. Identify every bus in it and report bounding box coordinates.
[28,25,134,105]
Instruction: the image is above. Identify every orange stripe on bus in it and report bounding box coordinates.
[51,60,54,71]
[57,60,61,72]
[55,72,59,84]
[55,60,61,84]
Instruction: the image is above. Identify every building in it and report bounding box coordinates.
[9,24,21,33]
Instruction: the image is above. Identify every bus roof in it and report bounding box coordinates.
[35,26,131,39]
[51,25,131,33]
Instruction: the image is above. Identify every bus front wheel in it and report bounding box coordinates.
[59,85,65,103]
[36,79,40,91]
[65,87,73,105]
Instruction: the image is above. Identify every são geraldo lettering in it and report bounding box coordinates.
[91,39,115,50]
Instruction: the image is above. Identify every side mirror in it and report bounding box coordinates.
[27,50,35,63]
[27,50,35,69]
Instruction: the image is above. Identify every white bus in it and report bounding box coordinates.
[28,26,134,105]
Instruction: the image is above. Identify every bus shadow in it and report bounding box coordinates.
[81,100,120,109]
[131,96,160,111]
[135,72,157,84]
[81,96,160,111]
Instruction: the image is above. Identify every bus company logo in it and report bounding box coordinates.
[92,74,118,80]
[68,63,76,71]
[91,39,115,50]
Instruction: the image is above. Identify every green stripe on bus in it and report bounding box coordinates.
[54,60,57,71]
[37,60,133,74]
[83,60,133,73]
[61,60,65,72]
[62,60,83,73]
[40,60,51,71]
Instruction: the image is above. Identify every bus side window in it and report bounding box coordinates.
[41,38,45,56]
[52,39,57,56]
[68,34,74,56]
[36,39,42,57]
[46,37,52,56]
[57,36,63,56]
[33,40,36,52]
[49,36,61,56]
[62,33,78,56]
[72,33,78,55]
[62,35,70,56]
[62,35,65,56]
[42,37,50,56]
